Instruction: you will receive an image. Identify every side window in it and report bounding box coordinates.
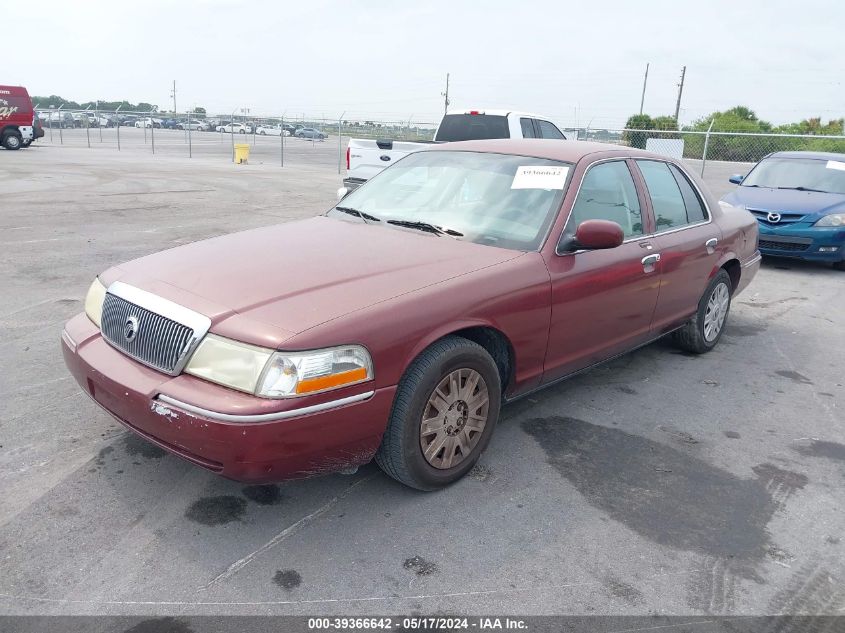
[569,161,643,237]
[636,160,687,230]
[669,164,708,223]
[520,118,536,138]
[537,119,565,139]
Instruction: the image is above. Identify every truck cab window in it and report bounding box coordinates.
[537,120,565,140]
[520,118,537,138]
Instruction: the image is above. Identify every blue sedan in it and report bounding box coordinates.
[722,151,845,270]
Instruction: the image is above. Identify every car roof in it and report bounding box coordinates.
[446,108,550,120]
[768,150,845,161]
[433,138,661,163]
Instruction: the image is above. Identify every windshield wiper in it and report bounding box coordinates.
[335,206,381,223]
[386,219,463,237]
[776,186,829,193]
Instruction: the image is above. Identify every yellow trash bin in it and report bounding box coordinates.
[234,144,250,164]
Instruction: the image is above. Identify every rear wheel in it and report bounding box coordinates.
[2,131,22,150]
[375,336,501,490]
[672,269,732,354]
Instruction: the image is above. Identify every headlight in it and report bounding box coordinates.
[184,334,274,394]
[258,345,373,397]
[815,213,845,227]
[84,278,107,327]
[184,338,373,398]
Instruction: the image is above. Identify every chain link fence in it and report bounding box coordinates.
[32,106,439,172]
[30,105,845,190]
[581,127,845,175]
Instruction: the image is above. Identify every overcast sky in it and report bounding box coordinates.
[7,0,843,128]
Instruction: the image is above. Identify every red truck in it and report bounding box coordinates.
[0,85,39,150]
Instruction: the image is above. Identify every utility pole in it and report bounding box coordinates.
[441,73,450,115]
[171,80,177,114]
[639,63,649,115]
[673,66,686,123]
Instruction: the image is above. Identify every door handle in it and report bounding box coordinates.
[641,253,661,272]
[705,238,718,253]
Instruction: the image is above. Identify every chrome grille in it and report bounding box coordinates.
[748,208,806,225]
[101,293,195,374]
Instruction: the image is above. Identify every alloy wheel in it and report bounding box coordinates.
[703,282,730,342]
[419,368,489,469]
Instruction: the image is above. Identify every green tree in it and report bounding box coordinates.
[651,115,678,130]
[623,114,653,149]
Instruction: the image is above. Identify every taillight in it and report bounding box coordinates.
[346,146,350,171]
[469,110,480,115]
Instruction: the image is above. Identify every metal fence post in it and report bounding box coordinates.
[150,109,156,154]
[188,110,192,158]
[231,108,237,163]
[280,115,285,167]
[337,111,345,175]
[58,104,64,145]
[116,105,121,151]
[700,120,714,177]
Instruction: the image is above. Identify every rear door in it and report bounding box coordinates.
[633,159,722,333]
[542,159,660,383]
[0,86,34,128]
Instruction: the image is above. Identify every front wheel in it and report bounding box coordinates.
[375,336,501,490]
[672,269,732,354]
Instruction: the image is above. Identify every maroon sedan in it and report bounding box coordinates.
[62,140,760,490]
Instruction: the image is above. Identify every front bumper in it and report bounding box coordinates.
[61,313,395,483]
[757,223,845,263]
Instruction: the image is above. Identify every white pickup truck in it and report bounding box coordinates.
[342,109,567,192]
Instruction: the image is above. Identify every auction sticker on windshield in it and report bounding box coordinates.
[511,165,569,190]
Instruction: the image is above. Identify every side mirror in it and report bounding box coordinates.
[729,174,744,185]
[336,186,349,200]
[560,219,625,252]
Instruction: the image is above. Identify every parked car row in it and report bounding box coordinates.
[32,111,331,137]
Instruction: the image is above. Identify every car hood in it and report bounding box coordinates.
[104,216,522,347]
[723,186,845,218]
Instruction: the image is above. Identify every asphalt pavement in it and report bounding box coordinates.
[0,141,842,617]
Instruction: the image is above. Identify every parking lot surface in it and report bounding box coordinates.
[1,143,843,616]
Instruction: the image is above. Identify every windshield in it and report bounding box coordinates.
[435,114,510,142]
[328,150,572,251]
[742,157,845,194]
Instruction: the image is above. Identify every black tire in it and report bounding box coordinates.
[2,131,22,150]
[833,260,845,271]
[672,269,733,354]
[375,336,501,491]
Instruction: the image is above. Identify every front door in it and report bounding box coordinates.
[542,159,661,383]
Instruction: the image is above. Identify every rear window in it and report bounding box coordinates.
[435,114,510,142]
